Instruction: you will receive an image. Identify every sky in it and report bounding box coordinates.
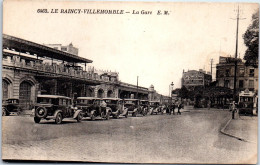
[3,1,259,96]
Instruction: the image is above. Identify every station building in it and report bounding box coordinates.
[44,43,79,56]
[2,34,150,110]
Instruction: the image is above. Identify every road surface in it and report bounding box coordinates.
[2,108,257,163]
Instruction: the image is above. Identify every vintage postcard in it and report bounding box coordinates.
[2,0,259,163]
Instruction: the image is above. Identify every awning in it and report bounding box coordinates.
[3,34,93,63]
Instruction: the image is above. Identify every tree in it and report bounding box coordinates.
[178,86,189,99]
[243,10,259,68]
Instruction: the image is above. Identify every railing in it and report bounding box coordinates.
[119,82,148,91]
[2,57,118,83]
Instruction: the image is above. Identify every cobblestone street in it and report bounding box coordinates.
[2,108,257,163]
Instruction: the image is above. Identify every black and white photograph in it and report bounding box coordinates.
[1,0,259,163]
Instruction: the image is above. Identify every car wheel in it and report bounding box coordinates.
[91,114,95,121]
[77,112,83,122]
[115,113,120,119]
[132,112,136,117]
[17,109,22,116]
[34,117,41,123]
[2,108,6,116]
[35,107,48,118]
[55,112,63,124]
[100,111,105,119]
[106,112,110,120]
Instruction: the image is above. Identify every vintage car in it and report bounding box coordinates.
[124,99,145,117]
[76,97,112,120]
[103,98,128,118]
[2,98,22,116]
[140,100,149,115]
[150,101,162,115]
[32,95,83,124]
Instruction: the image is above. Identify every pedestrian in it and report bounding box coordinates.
[171,103,175,115]
[168,104,171,115]
[100,100,107,116]
[208,100,211,110]
[231,101,237,119]
[177,102,182,115]
[166,105,170,115]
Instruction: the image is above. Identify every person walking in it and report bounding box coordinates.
[177,102,182,115]
[168,104,172,115]
[208,100,211,110]
[171,103,176,115]
[100,100,107,116]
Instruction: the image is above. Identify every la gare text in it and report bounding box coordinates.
[37,9,170,15]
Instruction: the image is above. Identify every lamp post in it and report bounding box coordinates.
[169,82,174,104]
[137,76,139,99]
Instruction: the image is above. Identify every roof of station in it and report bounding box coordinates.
[3,34,93,63]
[37,95,71,99]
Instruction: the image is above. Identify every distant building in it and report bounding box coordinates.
[148,85,170,103]
[181,69,212,90]
[216,56,258,94]
[44,43,79,56]
[148,85,159,101]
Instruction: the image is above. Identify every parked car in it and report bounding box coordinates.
[32,95,83,124]
[76,97,112,120]
[150,101,162,115]
[2,98,22,116]
[103,98,128,118]
[124,99,145,117]
[140,100,149,115]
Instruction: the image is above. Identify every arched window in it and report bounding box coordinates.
[87,88,94,97]
[97,89,104,98]
[107,90,113,98]
[19,81,32,109]
[2,80,9,100]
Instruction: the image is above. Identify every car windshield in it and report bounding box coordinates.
[104,100,117,104]
[7,99,18,104]
[125,101,134,104]
[37,97,55,104]
[77,99,94,104]
[150,102,159,105]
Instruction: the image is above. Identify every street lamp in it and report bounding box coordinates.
[169,82,174,103]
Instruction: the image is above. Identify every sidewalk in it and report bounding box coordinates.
[221,115,258,143]
[21,110,32,116]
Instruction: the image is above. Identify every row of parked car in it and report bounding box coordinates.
[2,95,164,124]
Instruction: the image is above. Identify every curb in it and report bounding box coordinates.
[220,117,256,144]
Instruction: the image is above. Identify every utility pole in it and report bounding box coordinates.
[169,82,174,104]
[210,59,213,76]
[231,5,245,119]
[137,76,139,99]
[231,5,245,103]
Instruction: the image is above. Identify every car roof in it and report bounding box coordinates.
[77,97,101,100]
[37,95,71,99]
[7,98,19,100]
[103,98,122,101]
[124,99,138,101]
[149,101,160,103]
[140,100,149,102]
